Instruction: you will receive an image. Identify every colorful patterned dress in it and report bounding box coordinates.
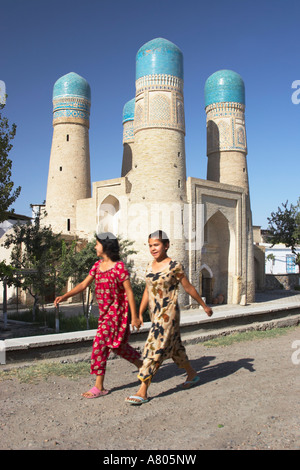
[89,260,140,376]
[138,260,189,382]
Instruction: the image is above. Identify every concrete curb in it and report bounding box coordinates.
[2,297,300,364]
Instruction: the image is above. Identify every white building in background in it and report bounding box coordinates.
[253,226,299,275]
[264,244,299,275]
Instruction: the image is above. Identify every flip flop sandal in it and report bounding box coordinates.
[181,375,200,389]
[125,395,149,405]
[82,386,109,398]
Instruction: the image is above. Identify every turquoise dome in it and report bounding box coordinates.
[204,70,245,107]
[136,38,183,80]
[53,72,91,101]
[122,98,135,123]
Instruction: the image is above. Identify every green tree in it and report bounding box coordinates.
[57,235,147,324]
[0,101,21,222]
[3,215,63,319]
[267,199,300,268]
[293,198,300,245]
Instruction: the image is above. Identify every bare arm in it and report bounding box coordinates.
[54,274,94,307]
[123,279,141,330]
[180,275,213,317]
[138,287,149,325]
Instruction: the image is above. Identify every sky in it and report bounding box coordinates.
[2,0,300,229]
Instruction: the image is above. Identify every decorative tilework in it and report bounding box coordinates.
[136,74,183,94]
[53,96,90,123]
[237,127,245,146]
[206,102,247,154]
[53,109,90,120]
[123,120,134,143]
[52,73,91,125]
[123,98,135,123]
[134,103,144,126]
[176,101,185,126]
[53,72,91,101]
[136,38,183,80]
[53,97,90,112]
[149,94,171,122]
[205,70,245,107]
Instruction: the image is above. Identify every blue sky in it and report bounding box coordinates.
[2,0,300,228]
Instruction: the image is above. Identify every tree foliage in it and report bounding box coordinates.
[56,235,146,319]
[267,199,300,267]
[3,215,63,316]
[0,102,21,222]
[3,216,147,324]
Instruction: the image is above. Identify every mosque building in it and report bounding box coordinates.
[44,38,255,306]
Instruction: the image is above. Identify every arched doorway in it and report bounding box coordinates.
[200,264,213,304]
[97,195,120,235]
[203,210,234,303]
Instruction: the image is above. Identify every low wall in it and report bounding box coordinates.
[265,273,300,290]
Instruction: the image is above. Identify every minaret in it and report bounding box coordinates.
[45,72,91,235]
[121,98,135,177]
[204,70,255,303]
[204,70,249,192]
[126,38,187,270]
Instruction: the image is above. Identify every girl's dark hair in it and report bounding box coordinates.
[148,230,170,246]
[96,232,120,261]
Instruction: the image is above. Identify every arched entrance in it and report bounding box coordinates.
[97,195,120,235]
[199,264,213,304]
[203,210,234,303]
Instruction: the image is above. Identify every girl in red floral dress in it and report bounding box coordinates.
[54,233,142,398]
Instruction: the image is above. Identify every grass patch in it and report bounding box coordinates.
[203,325,299,348]
[0,361,91,383]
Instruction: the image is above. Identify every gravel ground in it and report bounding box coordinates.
[0,325,300,451]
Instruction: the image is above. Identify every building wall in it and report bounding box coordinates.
[45,123,91,235]
[186,177,255,304]
[264,244,300,274]
[265,273,300,290]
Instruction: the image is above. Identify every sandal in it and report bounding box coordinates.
[125,395,149,405]
[81,386,109,398]
[181,375,200,389]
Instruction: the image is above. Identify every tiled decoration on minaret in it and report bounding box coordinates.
[122,98,135,143]
[134,38,185,134]
[53,72,91,127]
[205,70,247,154]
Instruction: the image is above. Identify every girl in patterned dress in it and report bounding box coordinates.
[54,233,142,398]
[125,230,213,405]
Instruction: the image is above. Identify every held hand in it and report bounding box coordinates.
[131,317,142,331]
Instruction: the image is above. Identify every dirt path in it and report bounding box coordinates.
[1,326,300,451]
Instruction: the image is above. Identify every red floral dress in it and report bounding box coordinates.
[89,260,140,375]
